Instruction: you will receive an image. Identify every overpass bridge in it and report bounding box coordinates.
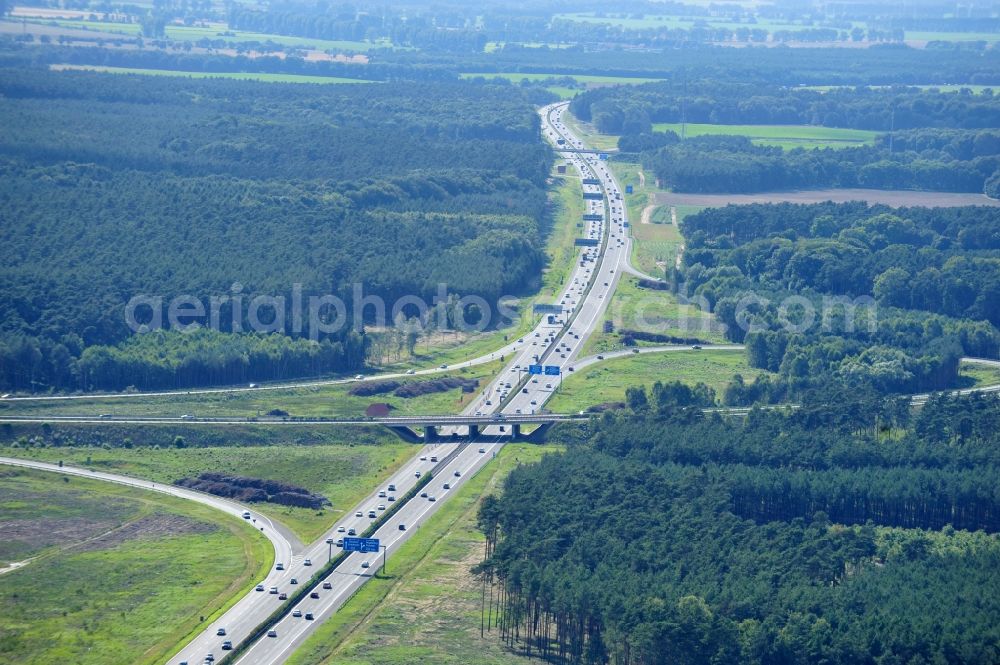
[0,412,591,442]
[373,413,586,442]
[557,147,612,156]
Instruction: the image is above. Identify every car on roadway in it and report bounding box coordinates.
[406,369,416,374]
[348,528,356,535]
[388,484,397,491]
[361,561,370,568]
[216,628,226,636]
[267,629,278,638]
[430,456,438,462]
[454,470,461,477]
[415,471,421,478]
[255,584,264,592]
[221,641,232,651]
[290,578,298,584]
[305,612,314,620]
[479,447,486,453]
[304,559,312,566]
[292,609,302,618]
[428,495,437,502]
[269,586,278,594]
[242,511,251,519]
[399,523,406,530]
[439,364,448,369]
[354,374,364,380]
[310,591,320,599]
[388,495,395,502]
[378,504,386,511]
[279,592,288,600]
[323,581,332,589]
[275,562,285,570]
[443,483,451,490]
[420,491,428,498]
[378,490,386,497]
[368,510,377,518]
[337,525,346,533]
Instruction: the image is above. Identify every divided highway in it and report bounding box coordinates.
[198,101,630,665]
[4,101,999,665]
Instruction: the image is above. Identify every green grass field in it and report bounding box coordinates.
[553,12,845,33]
[653,122,878,149]
[0,444,412,542]
[286,443,556,665]
[547,349,761,412]
[0,467,270,665]
[51,64,372,84]
[32,18,380,51]
[957,361,1000,390]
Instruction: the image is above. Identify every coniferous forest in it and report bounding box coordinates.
[0,70,553,392]
[478,391,1000,665]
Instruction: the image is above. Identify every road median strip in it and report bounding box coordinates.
[216,470,435,664]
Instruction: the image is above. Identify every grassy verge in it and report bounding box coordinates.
[582,275,726,356]
[0,467,271,665]
[539,174,587,300]
[548,349,761,412]
[51,65,372,84]
[957,361,1000,390]
[0,363,503,420]
[561,111,620,152]
[652,122,878,149]
[0,444,413,542]
[285,443,555,665]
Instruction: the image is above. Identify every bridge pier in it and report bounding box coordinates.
[424,425,438,442]
[469,424,479,438]
[511,423,521,440]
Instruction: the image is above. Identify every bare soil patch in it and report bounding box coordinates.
[77,512,215,552]
[654,189,1000,208]
[0,516,118,554]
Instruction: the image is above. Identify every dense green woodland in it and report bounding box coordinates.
[479,392,1000,664]
[0,69,553,392]
[4,38,1000,87]
[573,83,1000,132]
[573,83,1000,195]
[641,134,1000,194]
[671,202,1000,397]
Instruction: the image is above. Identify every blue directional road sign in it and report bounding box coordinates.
[343,537,380,553]
[598,153,609,160]
[528,364,543,375]
[625,184,633,194]
[544,365,561,376]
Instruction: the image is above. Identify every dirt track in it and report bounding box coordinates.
[654,189,1000,208]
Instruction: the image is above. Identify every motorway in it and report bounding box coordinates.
[3,99,1000,665]
[187,100,630,665]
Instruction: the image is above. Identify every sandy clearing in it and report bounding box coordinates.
[641,204,655,224]
[654,189,1000,208]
